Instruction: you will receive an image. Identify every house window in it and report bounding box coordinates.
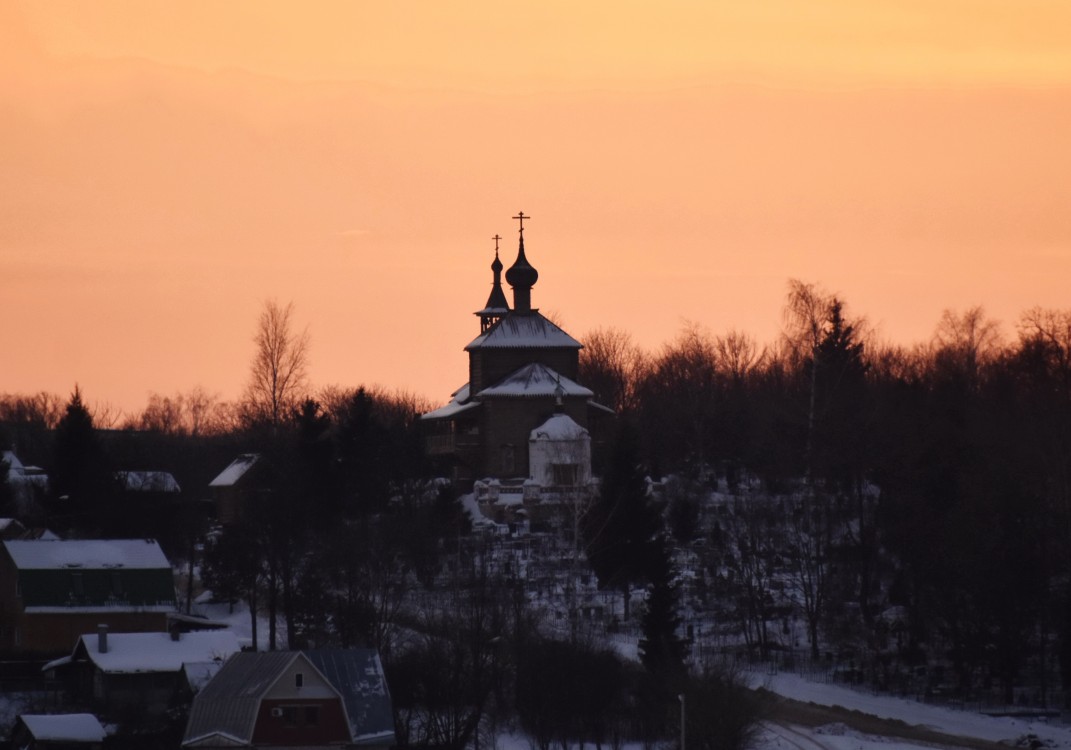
[71,572,84,597]
[552,463,579,486]
[295,672,303,688]
[279,705,319,728]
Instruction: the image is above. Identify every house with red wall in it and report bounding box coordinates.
[182,648,395,749]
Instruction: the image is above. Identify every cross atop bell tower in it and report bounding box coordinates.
[476,234,511,332]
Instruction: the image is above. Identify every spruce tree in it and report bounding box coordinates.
[638,535,686,687]
[582,421,660,619]
[51,387,112,533]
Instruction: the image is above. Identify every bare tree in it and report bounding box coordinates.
[579,327,646,414]
[781,280,833,480]
[714,329,765,384]
[933,306,1002,385]
[242,300,311,428]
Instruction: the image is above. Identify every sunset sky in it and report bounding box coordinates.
[3,1,1071,415]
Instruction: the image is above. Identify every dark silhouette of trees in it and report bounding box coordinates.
[50,387,113,533]
[579,326,645,415]
[638,536,686,689]
[515,637,627,750]
[582,422,661,619]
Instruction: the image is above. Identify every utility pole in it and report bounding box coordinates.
[679,693,686,750]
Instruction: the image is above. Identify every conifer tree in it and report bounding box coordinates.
[51,387,112,533]
[582,421,660,619]
[638,535,686,687]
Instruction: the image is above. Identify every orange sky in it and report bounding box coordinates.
[2,1,1071,415]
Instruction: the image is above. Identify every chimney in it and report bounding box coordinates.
[97,624,108,654]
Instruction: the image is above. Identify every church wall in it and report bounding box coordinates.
[479,398,588,479]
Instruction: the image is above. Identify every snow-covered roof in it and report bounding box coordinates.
[18,713,106,742]
[304,649,395,743]
[530,413,589,441]
[477,363,593,399]
[0,518,25,533]
[208,454,260,487]
[2,450,24,471]
[183,660,225,691]
[3,538,170,570]
[465,311,582,351]
[115,471,181,493]
[75,630,240,674]
[420,398,480,421]
[421,383,479,421]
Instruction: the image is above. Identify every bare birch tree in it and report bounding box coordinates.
[242,300,311,428]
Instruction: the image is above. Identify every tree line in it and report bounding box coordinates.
[5,287,1071,730]
[580,282,1071,703]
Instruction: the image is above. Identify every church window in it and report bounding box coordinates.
[552,463,579,486]
[501,445,515,474]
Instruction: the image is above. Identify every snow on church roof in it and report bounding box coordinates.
[531,413,589,441]
[477,363,593,399]
[465,312,582,351]
[420,384,478,421]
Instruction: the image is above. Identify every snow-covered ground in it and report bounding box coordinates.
[751,670,1071,750]
[183,592,1071,750]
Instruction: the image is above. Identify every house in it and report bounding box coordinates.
[43,628,241,720]
[113,471,181,494]
[207,454,263,524]
[421,217,613,492]
[182,649,395,749]
[10,714,106,750]
[1,449,49,518]
[0,539,177,655]
[0,519,61,541]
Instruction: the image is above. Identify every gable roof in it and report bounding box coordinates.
[72,630,240,674]
[4,539,176,611]
[304,649,395,744]
[3,539,171,570]
[183,649,395,747]
[465,311,582,351]
[183,650,299,746]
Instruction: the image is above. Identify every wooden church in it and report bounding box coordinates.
[421,214,613,494]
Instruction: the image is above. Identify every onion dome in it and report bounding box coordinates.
[506,212,538,311]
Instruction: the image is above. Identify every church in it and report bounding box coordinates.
[421,214,613,511]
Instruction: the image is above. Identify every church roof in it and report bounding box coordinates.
[420,398,479,421]
[476,363,593,399]
[530,413,589,441]
[465,312,582,351]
